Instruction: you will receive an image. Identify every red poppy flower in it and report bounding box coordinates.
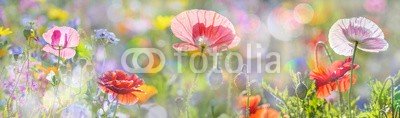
[310,58,359,98]
[98,70,144,105]
[238,95,280,118]
[170,9,240,53]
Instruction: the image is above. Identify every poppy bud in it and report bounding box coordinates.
[23,28,37,41]
[295,82,307,99]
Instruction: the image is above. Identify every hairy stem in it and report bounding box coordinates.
[246,73,250,118]
[185,52,204,117]
[316,42,343,115]
[113,101,118,118]
[348,41,358,117]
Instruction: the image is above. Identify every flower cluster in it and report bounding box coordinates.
[94,29,120,45]
[0,1,398,117]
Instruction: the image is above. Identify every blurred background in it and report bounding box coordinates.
[0,0,399,117]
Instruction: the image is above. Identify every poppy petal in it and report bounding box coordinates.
[133,84,158,104]
[328,18,354,56]
[239,95,261,114]
[51,30,61,46]
[43,26,80,48]
[358,38,388,52]
[43,26,61,44]
[42,45,76,59]
[328,17,387,56]
[173,42,199,52]
[60,26,80,47]
[116,93,138,105]
[171,9,239,52]
[250,104,280,118]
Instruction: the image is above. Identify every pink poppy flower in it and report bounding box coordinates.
[42,26,80,59]
[170,9,240,53]
[364,0,386,14]
[328,17,388,56]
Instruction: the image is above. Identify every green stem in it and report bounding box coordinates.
[391,78,395,118]
[348,41,358,117]
[314,42,334,65]
[6,52,29,116]
[320,42,333,63]
[321,43,344,114]
[226,77,232,115]
[316,42,343,115]
[336,80,344,117]
[295,88,301,117]
[26,40,30,83]
[137,104,142,118]
[185,73,199,118]
[58,47,61,79]
[246,73,250,118]
[211,105,216,117]
[379,77,395,118]
[185,52,204,118]
[99,93,107,115]
[113,101,118,118]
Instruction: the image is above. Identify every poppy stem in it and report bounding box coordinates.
[226,73,232,115]
[246,72,250,118]
[58,48,61,67]
[57,48,61,82]
[315,42,333,68]
[137,104,142,117]
[381,77,395,118]
[27,40,31,84]
[392,78,395,118]
[321,43,333,63]
[335,80,344,116]
[314,43,320,68]
[6,57,28,116]
[348,41,358,117]
[185,52,204,117]
[113,101,118,118]
[316,42,343,114]
[221,54,232,116]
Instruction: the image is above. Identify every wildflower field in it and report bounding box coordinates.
[1,0,400,117]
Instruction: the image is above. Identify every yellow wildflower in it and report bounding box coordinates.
[0,48,7,58]
[47,7,69,22]
[0,27,12,36]
[36,65,58,75]
[153,15,174,30]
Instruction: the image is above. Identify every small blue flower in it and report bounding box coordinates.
[94,29,120,45]
[9,46,23,55]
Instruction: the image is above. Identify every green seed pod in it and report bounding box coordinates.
[296,82,308,99]
[23,29,36,41]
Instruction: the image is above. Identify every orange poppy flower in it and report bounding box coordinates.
[238,95,280,118]
[310,57,359,98]
[98,70,144,105]
[133,84,158,104]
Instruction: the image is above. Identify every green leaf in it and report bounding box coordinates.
[76,42,92,60]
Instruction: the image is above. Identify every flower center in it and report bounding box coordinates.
[196,36,209,52]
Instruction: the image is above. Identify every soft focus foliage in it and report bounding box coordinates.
[0,0,399,117]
